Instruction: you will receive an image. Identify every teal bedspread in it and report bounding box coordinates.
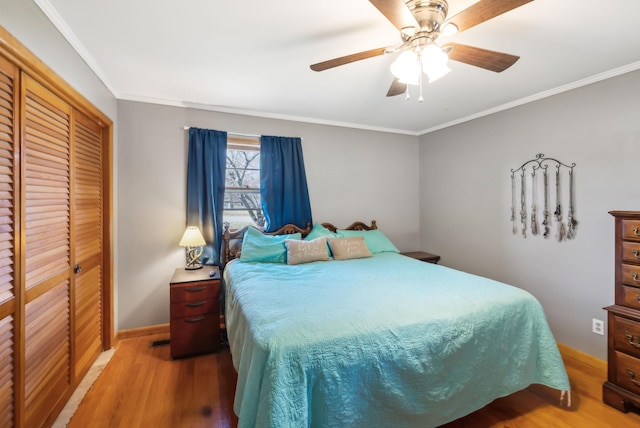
[224,253,569,427]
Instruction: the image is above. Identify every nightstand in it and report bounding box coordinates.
[169,267,221,359]
[401,251,441,264]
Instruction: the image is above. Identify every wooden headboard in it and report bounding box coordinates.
[221,220,377,266]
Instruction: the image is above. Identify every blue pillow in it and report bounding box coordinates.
[240,227,302,263]
[304,224,338,257]
[336,229,399,254]
[304,223,339,240]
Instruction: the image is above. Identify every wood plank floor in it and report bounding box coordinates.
[68,334,640,427]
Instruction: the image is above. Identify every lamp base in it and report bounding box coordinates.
[184,246,204,270]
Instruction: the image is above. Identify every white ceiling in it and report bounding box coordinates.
[38,0,640,135]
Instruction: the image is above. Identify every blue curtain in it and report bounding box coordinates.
[260,135,312,232]
[186,128,227,265]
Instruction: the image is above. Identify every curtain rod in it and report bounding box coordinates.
[182,126,260,139]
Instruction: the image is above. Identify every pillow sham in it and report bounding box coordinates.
[336,229,399,254]
[240,226,302,263]
[285,237,331,265]
[327,236,373,261]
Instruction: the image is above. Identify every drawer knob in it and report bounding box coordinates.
[625,332,640,348]
[185,286,206,292]
[633,273,640,282]
[634,227,640,236]
[634,249,640,259]
[627,369,640,387]
[185,316,206,323]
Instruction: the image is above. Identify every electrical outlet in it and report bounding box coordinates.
[592,318,605,335]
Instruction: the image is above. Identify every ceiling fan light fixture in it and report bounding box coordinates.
[441,22,458,36]
[421,44,450,83]
[391,51,420,85]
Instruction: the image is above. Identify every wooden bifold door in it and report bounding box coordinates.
[0,26,112,428]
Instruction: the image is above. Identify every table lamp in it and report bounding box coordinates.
[179,226,207,270]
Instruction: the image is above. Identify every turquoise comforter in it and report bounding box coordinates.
[224,253,569,427]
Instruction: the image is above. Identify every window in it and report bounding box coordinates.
[224,137,265,229]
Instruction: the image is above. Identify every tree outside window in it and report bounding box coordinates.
[224,139,265,228]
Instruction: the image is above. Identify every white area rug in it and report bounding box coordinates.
[52,348,116,427]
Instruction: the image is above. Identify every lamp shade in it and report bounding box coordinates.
[179,226,206,248]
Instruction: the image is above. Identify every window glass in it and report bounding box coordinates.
[224,138,265,228]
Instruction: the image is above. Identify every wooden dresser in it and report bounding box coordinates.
[170,267,221,359]
[604,211,640,412]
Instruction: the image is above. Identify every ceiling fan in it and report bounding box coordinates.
[310,0,534,101]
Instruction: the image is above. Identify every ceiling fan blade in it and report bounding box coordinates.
[447,0,534,33]
[310,47,388,72]
[369,0,417,31]
[386,78,407,97]
[444,43,519,72]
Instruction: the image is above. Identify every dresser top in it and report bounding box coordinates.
[609,211,640,218]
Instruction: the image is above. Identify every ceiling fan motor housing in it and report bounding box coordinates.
[406,0,448,32]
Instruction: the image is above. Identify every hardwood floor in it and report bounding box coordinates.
[68,335,640,427]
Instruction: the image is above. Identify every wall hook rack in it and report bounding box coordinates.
[510,153,577,241]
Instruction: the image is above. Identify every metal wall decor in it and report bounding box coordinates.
[510,153,577,241]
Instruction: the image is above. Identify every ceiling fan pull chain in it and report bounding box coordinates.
[418,53,424,102]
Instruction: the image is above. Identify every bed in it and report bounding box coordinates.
[222,220,570,427]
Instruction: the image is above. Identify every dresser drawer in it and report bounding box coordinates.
[170,280,218,302]
[171,296,220,318]
[612,315,640,357]
[622,219,640,242]
[614,350,640,394]
[622,264,640,287]
[623,242,640,264]
[622,286,640,311]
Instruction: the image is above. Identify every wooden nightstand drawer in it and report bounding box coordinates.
[612,315,640,357]
[171,296,220,318]
[170,281,218,302]
[170,312,219,358]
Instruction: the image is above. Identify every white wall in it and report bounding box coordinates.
[0,0,119,328]
[0,0,117,119]
[419,69,640,360]
[116,101,420,330]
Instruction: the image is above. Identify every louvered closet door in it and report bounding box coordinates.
[0,54,18,428]
[72,112,103,379]
[22,74,72,428]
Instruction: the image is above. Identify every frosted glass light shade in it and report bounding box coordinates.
[391,51,420,86]
[421,45,451,82]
